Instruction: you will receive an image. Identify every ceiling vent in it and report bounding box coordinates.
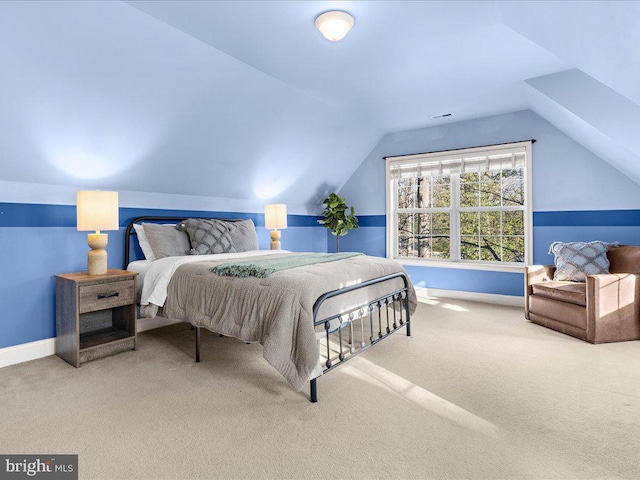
[429,113,453,119]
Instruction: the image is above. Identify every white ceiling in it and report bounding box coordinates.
[0,1,637,209]
[127,0,568,132]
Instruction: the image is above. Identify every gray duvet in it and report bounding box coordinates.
[161,253,417,391]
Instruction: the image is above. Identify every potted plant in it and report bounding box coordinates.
[318,193,359,252]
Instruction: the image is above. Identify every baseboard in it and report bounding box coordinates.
[415,286,524,307]
[0,317,184,369]
[0,338,56,369]
[0,291,520,369]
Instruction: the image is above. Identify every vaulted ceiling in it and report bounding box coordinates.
[0,1,637,210]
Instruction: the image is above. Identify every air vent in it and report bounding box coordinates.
[429,113,453,119]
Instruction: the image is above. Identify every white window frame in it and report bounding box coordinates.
[385,141,533,273]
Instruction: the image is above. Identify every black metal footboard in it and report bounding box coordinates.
[310,272,412,403]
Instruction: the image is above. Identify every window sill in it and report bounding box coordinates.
[395,258,525,273]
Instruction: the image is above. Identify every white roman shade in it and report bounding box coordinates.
[389,146,527,179]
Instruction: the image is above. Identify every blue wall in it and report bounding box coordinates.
[326,215,386,257]
[0,198,326,350]
[329,212,640,296]
[338,110,640,296]
[6,109,640,351]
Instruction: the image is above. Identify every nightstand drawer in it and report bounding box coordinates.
[79,280,135,313]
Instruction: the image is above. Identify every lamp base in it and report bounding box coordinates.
[87,233,108,275]
[270,230,281,250]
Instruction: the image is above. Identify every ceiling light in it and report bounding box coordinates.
[315,11,354,42]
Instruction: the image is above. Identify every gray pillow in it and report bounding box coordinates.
[227,219,259,252]
[179,219,237,255]
[549,241,612,282]
[142,223,191,259]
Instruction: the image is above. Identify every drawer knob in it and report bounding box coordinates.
[98,292,120,300]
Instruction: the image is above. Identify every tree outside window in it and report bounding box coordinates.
[388,142,531,266]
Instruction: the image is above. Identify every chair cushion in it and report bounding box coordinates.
[549,241,611,282]
[531,281,586,307]
[528,299,588,331]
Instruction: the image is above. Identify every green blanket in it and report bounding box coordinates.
[212,252,362,278]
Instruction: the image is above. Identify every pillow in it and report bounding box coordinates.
[226,219,259,252]
[133,224,156,261]
[179,218,237,255]
[549,241,612,282]
[142,223,191,259]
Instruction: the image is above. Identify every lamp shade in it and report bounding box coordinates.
[315,11,354,41]
[77,190,119,232]
[264,204,287,230]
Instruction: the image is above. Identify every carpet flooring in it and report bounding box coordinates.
[1,298,639,479]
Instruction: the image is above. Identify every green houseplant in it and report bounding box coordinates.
[318,193,359,252]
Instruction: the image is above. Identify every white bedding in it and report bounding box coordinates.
[126,260,152,299]
[138,250,289,308]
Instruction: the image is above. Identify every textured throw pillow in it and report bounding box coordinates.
[179,218,237,255]
[549,241,612,282]
[142,223,191,259]
[226,219,259,252]
[133,224,156,261]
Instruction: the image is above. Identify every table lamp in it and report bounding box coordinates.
[264,204,287,250]
[77,190,119,275]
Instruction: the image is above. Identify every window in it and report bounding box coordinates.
[386,141,532,268]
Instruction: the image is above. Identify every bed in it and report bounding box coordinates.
[125,216,417,402]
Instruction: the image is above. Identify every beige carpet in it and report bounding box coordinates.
[1,298,639,480]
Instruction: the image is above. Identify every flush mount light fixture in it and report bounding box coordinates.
[315,11,354,42]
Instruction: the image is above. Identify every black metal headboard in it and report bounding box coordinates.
[124,216,243,268]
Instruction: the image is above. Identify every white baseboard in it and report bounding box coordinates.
[415,286,524,307]
[0,338,56,369]
[0,317,184,369]
[0,289,520,369]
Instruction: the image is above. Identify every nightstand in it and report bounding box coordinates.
[55,269,137,367]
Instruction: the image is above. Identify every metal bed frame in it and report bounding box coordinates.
[125,216,412,403]
[308,272,411,402]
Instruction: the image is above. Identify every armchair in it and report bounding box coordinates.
[525,245,640,343]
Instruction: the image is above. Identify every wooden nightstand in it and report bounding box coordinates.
[55,269,137,367]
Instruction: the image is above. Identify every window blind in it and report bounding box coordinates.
[389,148,526,179]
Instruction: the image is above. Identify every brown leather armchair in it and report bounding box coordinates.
[525,245,640,343]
